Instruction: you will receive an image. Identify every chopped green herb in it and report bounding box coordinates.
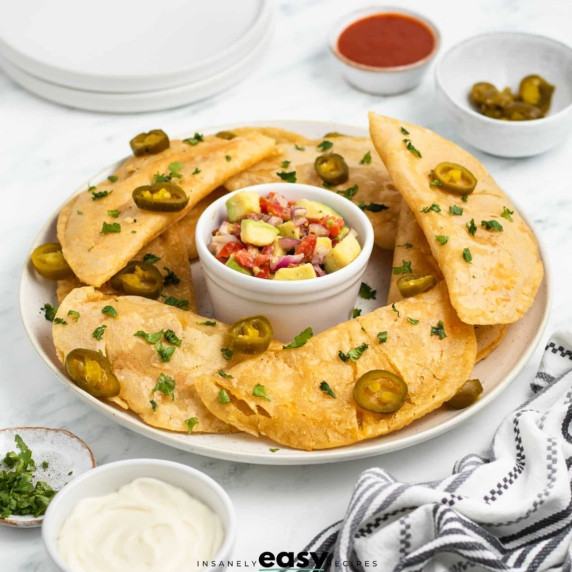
[407,317,419,325]
[359,151,372,165]
[501,206,514,222]
[269,448,279,453]
[163,267,180,286]
[218,369,233,379]
[155,341,176,362]
[397,242,413,249]
[481,220,503,232]
[281,160,291,168]
[107,175,118,183]
[197,320,217,327]
[152,162,183,184]
[430,178,443,187]
[183,133,204,145]
[435,235,449,245]
[277,170,297,183]
[283,327,313,349]
[392,303,400,317]
[339,343,369,362]
[67,310,80,321]
[253,384,271,401]
[143,253,161,264]
[352,308,362,318]
[41,461,49,470]
[77,210,83,215]
[466,218,477,236]
[218,389,231,404]
[358,201,388,212]
[101,305,117,318]
[101,222,121,234]
[162,296,189,310]
[221,347,233,360]
[377,331,388,343]
[359,282,377,300]
[294,144,305,151]
[131,230,137,234]
[150,400,157,411]
[163,329,182,346]
[337,184,358,199]
[192,167,201,175]
[152,172,171,183]
[317,140,333,151]
[403,138,422,158]
[392,260,413,275]
[92,325,106,340]
[449,205,463,216]
[91,190,112,201]
[184,417,199,433]
[53,318,67,325]
[462,195,469,202]
[400,126,410,135]
[225,155,232,162]
[106,209,120,218]
[134,329,163,344]
[463,248,472,263]
[151,373,176,400]
[421,203,441,214]
[430,320,447,340]
[320,381,336,398]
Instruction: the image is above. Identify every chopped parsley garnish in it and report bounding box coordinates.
[339,343,369,362]
[218,389,231,404]
[218,369,233,379]
[377,331,388,343]
[151,373,176,400]
[392,260,413,275]
[359,282,377,300]
[462,195,469,202]
[77,210,83,215]
[407,317,419,325]
[183,132,204,145]
[392,303,400,317]
[466,218,477,236]
[337,184,358,199]
[221,347,233,360]
[192,167,201,175]
[135,329,163,344]
[41,461,49,470]
[163,267,180,286]
[430,320,447,340]
[53,318,67,325]
[481,220,503,232]
[403,138,422,158]
[92,325,106,340]
[317,140,333,151]
[225,155,232,162]
[449,205,463,216]
[107,175,118,182]
[101,222,121,234]
[150,400,157,411]
[281,160,291,168]
[101,305,117,318]
[197,320,217,327]
[91,190,112,201]
[269,448,279,453]
[358,201,388,212]
[397,242,413,249]
[421,203,441,214]
[153,173,171,183]
[400,126,410,135]
[184,417,199,433]
[41,303,57,322]
[152,161,183,184]
[359,151,372,165]
[253,384,271,401]
[67,310,80,321]
[435,235,449,245]
[155,341,176,362]
[463,248,472,263]
[277,170,297,183]
[352,308,362,318]
[430,178,443,187]
[319,381,336,398]
[163,329,182,346]
[162,296,189,309]
[107,209,120,219]
[143,253,161,264]
[283,327,313,349]
[501,206,514,222]
[294,144,305,151]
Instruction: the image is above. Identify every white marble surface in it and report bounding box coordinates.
[2,0,572,570]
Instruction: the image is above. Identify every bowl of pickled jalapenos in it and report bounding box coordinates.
[436,32,572,157]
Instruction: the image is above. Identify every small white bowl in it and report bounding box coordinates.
[436,32,572,157]
[195,183,374,343]
[328,6,440,95]
[42,459,236,572]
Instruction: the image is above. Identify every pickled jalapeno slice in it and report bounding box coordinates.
[31,242,73,281]
[228,315,273,354]
[132,183,189,212]
[129,129,170,156]
[445,379,483,410]
[432,162,477,195]
[518,75,554,114]
[110,261,163,299]
[354,370,408,413]
[314,153,349,186]
[397,274,436,298]
[65,348,120,397]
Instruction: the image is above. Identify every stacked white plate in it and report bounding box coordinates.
[0,0,273,113]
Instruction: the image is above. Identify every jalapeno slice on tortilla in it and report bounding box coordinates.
[314,153,349,186]
[129,129,170,156]
[110,261,163,299]
[432,162,477,195]
[228,315,273,354]
[30,242,73,281]
[445,379,483,410]
[132,183,189,212]
[215,131,237,140]
[354,370,408,413]
[65,348,120,398]
[518,75,554,114]
[397,274,436,298]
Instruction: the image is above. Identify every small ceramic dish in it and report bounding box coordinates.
[436,32,572,157]
[0,427,95,528]
[328,6,440,95]
[42,459,236,572]
[195,182,375,342]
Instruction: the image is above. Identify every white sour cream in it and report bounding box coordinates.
[57,477,224,572]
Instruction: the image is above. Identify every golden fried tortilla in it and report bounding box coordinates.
[53,287,241,434]
[58,133,276,286]
[387,201,507,362]
[369,113,543,325]
[57,223,197,311]
[194,283,476,450]
[224,127,401,250]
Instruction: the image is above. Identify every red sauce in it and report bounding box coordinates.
[337,13,435,68]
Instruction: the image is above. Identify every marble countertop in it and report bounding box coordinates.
[2,0,572,569]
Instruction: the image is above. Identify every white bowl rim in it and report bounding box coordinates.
[435,30,572,127]
[195,182,375,295]
[328,5,441,73]
[42,458,237,571]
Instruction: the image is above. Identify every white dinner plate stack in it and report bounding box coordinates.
[0,0,273,113]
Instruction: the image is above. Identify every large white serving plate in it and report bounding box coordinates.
[19,120,551,465]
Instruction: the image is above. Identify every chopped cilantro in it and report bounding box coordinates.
[449,205,463,216]
[294,144,305,151]
[463,248,472,263]
[337,184,358,199]
[221,347,233,360]
[92,325,106,340]
[269,448,279,453]
[430,320,447,340]
[67,310,80,321]
[501,206,514,222]
[359,282,377,300]
[143,253,161,264]
[101,305,117,318]
[277,170,297,183]
[41,303,57,322]
[430,178,443,187]
[481,220,503,232]
[225,155,232,162]
[317,140,333,151]
[41,461,49,470]
[151,373,176,400]
[281,160,291,168]
[163,329,182,346]
[283,327,313,349]
[184,417,199,433]
[359,151,372,165]
[101,222,121,234]
[107,209,120,218]
[153,162,183,184]
[352,308,362,318]
[319,381,336,398]
[392,303,400,317]
[400,126,410,135]
[435,235,449,245]
[91,190,112,201]
[218,389,231,404]
[397,242,413,249]
[183,133,204,145]
[253,384,271,401]
[77,210,83,215]
[197,320,217,327]
[107,175,118,182]
[155,341,176,362]
[377,331,388,343]
[218,370,233,379]
[162,296,189,309]
[407,317,419,325]
[466,218,477,236]
[163,267,180,286]
[358,201,388,212]
[421,203,441,214]
[150,400,157,411]
[403,138,422,158]
[462,195,469,202]
[192,167,201,175]
[392,260,412,275]
[339,343,369,362]
[135,329,163,344]
[53,318,67,325]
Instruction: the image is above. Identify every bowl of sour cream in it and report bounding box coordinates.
[42,459,235,572]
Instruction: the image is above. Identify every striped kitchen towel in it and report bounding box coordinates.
[306,331,572,572]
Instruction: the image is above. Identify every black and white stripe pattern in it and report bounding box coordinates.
[304,331,572,571]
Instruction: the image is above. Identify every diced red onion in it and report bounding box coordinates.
[348,228,358,238]
[270,254,304,272]
[308,223,329,237]
[278,237,300,251]
[313,264,326,277]
[209,234,240,255]
[267,216,283,227]
[293,216,308,227]
[293,207,306,218]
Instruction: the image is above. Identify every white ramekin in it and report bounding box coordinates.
[42,459,236,572]
[195,183,375,343]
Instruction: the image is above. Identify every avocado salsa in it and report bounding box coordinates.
[208,191,362,279]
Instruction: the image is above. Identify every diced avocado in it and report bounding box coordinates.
[316,236,332,253]
[277,220,301,239]
[226,255,252,275]
[240,219,279,246]
[274,263,317,281]
[324,234,361,273]
[295,198,341,220]
[226,191,261,222]
[273,239,287,257]
[335,226,349,241]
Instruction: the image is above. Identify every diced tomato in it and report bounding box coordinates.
[261,244,274,256]
[234,248,256,269]
[259,196,270,214]
[253,252,271,267]
[295,234,317,259]
[254,264,271,279]
[321,215,344,239]
[216,242,244,263]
